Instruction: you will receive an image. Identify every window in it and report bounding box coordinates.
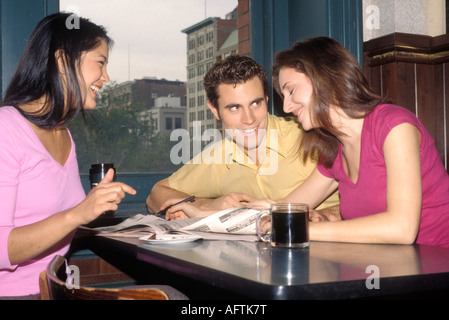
[188,53,195,65]
[189,97,196,108]
[197,80,203,92]
[206,46,214,59]
[207,109,214,119]
[197,35,204,46]
[45,0,238,193]
[165,117,173,130]
[188,39,196,50]
[198,110,205,121]
[198,95,204,107]
[206,31,214,43]
[175,117,182,129]
[189,83,196,94]
[188,68,196,79]
[197,64,204,76]
[197,50,204,62]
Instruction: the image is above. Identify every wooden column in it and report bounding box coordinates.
[364,32,449,172]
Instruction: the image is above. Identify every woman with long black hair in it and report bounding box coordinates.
[0,13,136,299]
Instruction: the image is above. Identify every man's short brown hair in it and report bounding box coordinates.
[204,55,269,108]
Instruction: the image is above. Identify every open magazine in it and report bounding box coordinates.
[81,207,268,242]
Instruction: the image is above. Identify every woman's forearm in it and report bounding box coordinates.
[7,208,80,266]
[310,210,419,245]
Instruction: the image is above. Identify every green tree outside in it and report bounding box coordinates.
[68,83,182,174]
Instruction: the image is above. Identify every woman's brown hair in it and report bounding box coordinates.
[272,37,388,167]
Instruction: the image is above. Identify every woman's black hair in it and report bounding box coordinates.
[2,12,113,129]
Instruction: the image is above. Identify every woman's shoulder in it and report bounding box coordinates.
[371,104,417,121]
[368,104,420,129]
[0,106,22,121]
[366,104,423,148]
[0,106,30,135]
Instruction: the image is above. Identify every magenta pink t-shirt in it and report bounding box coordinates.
[0,107,85,297]
[318,104,449,248]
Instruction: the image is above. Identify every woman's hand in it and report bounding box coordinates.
[72,169,136,225]
[8,169,136,266]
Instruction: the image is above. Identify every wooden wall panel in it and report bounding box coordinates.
[381,63,398,105]
[432,64,445,159]
[396,62,416,114]
[416,63,436,139]
[364,33,449,172]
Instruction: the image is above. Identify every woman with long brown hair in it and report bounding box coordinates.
[267,36,449,247]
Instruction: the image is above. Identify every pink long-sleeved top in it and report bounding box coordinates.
[0,106,85,297]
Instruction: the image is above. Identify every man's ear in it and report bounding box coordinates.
[207,101,221,121]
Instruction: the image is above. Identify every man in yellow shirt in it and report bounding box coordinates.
[146,55,339,220]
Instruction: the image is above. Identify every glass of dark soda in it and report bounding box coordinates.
[256,203,309,248]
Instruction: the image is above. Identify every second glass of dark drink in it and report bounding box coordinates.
[89,163,116,189]
[271,203,309,248]
[89,163,116,217]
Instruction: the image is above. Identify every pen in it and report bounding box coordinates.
[156,195,196,216]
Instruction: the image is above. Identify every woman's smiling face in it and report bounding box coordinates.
[278,67,315,131]
[78,38,110,109]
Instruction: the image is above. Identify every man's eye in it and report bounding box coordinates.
[251,99,264,108]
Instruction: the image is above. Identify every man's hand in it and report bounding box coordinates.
[165,202,216,220]
[309,205,341,222]
[164,193,255,220]
[197,193,255,210]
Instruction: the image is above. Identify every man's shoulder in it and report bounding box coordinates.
[269,114,302,131]
[268,114,304,143]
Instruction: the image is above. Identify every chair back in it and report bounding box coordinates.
[40,255,169,300]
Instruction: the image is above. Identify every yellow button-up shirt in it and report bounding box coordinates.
[169,114,339,209]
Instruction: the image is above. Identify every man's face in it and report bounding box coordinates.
[208,76,269,154]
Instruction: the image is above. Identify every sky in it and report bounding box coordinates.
[59,0,238,84]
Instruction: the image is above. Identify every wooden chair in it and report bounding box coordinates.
[39,255,170,300]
